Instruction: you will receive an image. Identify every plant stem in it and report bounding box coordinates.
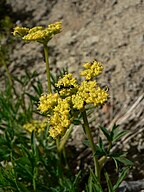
[58,124,74,153]
[33,167,37,191]
[43,44,52,93]
[99,141,112,170]
[56,138,64,180]
[10,151,21,192]
[3,60,13,87]
[82,109,100,181]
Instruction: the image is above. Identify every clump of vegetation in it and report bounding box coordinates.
[0,21,133,191]
[0,0,13,68]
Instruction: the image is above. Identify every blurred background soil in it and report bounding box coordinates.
[0,0,144,189]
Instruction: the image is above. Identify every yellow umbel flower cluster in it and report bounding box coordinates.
[13,26,29,37]
[38,60,109,138]
[49,98,70,138]
[23,119,47,133]
[80,60,104,80]
[13,21,62,44]
[37,93,59,113]
[72,81,108,110]
[56,73,78,97]
[38,95,71,138]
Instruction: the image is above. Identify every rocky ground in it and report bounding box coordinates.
[1,0,144,190]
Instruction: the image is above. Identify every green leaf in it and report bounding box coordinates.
[112,157,119,171]
[17,181,31,192]
[86,172,92,192]
[86,169,103,192]
[31,131,37,158]
[104,171,114,192]
[100,126,111,141]
[72,119,81,125]
[113,167,130,190]
[95,138,106,157]
[99,137,105,152]
[21,145,32,163]
[26,93,39,102]
[83,139,90,147]
[113,130,129,142]
[50,73,57,85]
[111,124,119,132]
[110,124,129,143]
[15,157,33,179]
[36,80,43,95]
[13,76,23,85]
[73,170,81,189]
[113,156,133,166]
[32,83,42,96]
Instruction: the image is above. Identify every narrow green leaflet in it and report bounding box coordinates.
[113,156,133,166]
[113,167,130,190]
[100,126,111,141]
[86,169,103,192]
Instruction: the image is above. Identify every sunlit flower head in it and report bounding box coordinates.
[72,80,108,110]
[38,93,59,113]
[13,21,62,44]
[80,60,104,80]
[37,59,109,139]
[56,73,78,97]
[49,98,71,138]
[13,26,29,37]
[23,119,47,133]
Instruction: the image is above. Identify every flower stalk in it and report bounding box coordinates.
[82,109,100,181]
[3,60,13,87]
[43,44,52,93]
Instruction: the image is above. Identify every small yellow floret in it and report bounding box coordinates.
[49,98,70,138]
[80,60,104,80]
[56,73,78,97]
[23,119,47,133]
[23,30,46,41]
[47,21,62,35]
[56,73,77,87]
[72,80,108,110]
[72,94,84,110]
[13,26,29,37]
[29,26,44,33]
[38,93,59,113]
[13,21,62,44]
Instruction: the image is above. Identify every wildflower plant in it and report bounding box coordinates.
[0,21,133,191]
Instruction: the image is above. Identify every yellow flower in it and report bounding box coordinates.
[49,98,71,138]
[80,60,104,80]
[13,21,62,44]
[72,80,108,110]
[72,94,84,110]
[38,93,59,113]
[56,73,78,97]
[37,60,109,138]
[28,26,44,33]
[13,26,29,37]
[23,119,47,133]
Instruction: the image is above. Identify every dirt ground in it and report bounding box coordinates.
[3,0,144,189]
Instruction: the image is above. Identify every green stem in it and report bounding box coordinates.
[99,141,112,170]
[58,124,74,153]
[21,93,27,115]
[10,151,21,192]
[56,138,64,180]
[82,109,100,181]
[43,44,52,93]
[99,155,107,169]
[3,60,13,87]
[33,167,37,191]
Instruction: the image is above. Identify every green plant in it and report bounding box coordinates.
[0,21,133,192]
